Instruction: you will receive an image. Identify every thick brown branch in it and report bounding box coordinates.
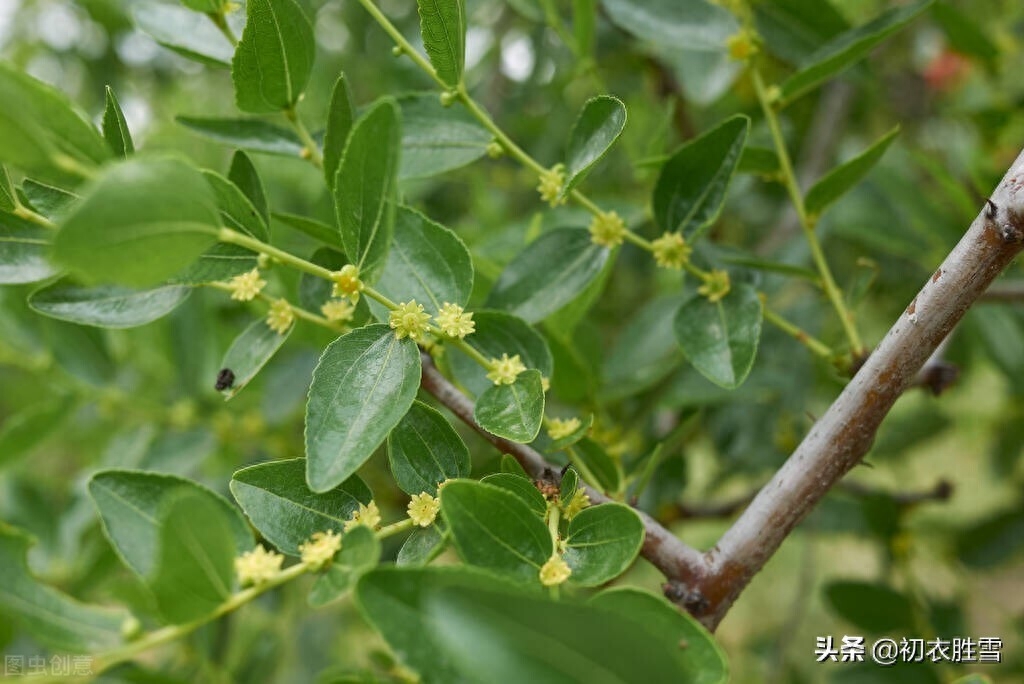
[683,148,1024,631]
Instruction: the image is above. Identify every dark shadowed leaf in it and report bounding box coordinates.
[563,96,627,197]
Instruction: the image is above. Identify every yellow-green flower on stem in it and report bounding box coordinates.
[698,269,732,303]
[266,298,294,334]
[234,544,283,586]
[331,264,364,302]
[344,501,381,532]
[434,302,475,339]
[486,353,526,385]
[562,488,591,520]
[547,417,581,440]
[539,555,572,586]
[407,492,440,527]
[299,530,341,570]
[651,232,693,270]
[389,300,432,341]
[588,210,627,248]
[726,29,758,61]
[227,268,266,302]
[537,163,567,207]
[321,298,355,323]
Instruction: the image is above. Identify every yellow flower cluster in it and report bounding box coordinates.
[651,232,693,270]
[389,300,432,341]
[435,302,475,339]
[486,353,526,385]
[234,544,284,586]
[547,417,581,440]
[321,299,355,323]
[726,29,758,61]
[331,265,364,302]
[562,488,590,520]
[407,492,440,527]
[537,164,567,207]
[539,555,572,587]
[228,268,266,301]
[698,269,732,303]
[299,530,342,570]
[344,501,381,532]
[266,298,294,334]
[588,211,626,248]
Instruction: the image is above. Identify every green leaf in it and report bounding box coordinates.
[753,0,849,65]
[398,93,491,180]
[602,296,684,400]
[737,145,780,176]
[134,3,236,67]
[180,0,222,11]
[559,468,579,505]
[779,0,934,105]
[501,453,530,478]
[230,458,371,556]
[218,318,291,399]
[0,212,57,284]
[28,279,191,329]
[275,211,339,245]
[21,179,78,218]
[563,503,643,586]
[388,401,471,496]
[654,115,748,239]
[397,525,448,567]
[0,164,15,211]
[323,74,355,188]
[203,169,269,240]
[306,324,421,492]
[173,242,258,285]
[370,205,473,319]
[563,96,627,197]
[0,525,130,653]
[674,283,763,389]
[335,99,400,280]
[102,86,134,158]
[309,525,381,607]
[572,438,621,494]
[0,396,74,468]
[0,62,108,179]
[824,581,915,633]
[177,116,305,157]
[933,2,999,64]
[475,369,545,443]
[232,0,315,113]
[52,157,221,287]
[88,470,252,577]
[485,228,609,324]
[440,480,551,581]
[589,588,728,684]
[480,473,547,516]
[416,0,466,87]
[448,310,553,397]
[805,127,899,217]
[228,150,270,226]
[149,491,236,624]
[955,506,1024,568]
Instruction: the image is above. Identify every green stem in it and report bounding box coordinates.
[377,518,415,539]
[204,282,347,333]
[762,305,834,360]
[53,153,96,180]
[218,228,334,281]
[13,204,56,230]
[354,0,448,90]
[285,107,324,169]
[751,67,864,357]
[207,10,239,46]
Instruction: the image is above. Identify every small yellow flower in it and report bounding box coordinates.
[389,300,432,341]
[344,501,381,532]
[486,353,527,385]
[541,376,550,392]
[407,492,440,527]
[547,417,581,440]
[235,544,284,585]
[321,298,355,323]
[698,269,731,303]
[331,265,364,302]
[434,302,475,339]
[228,268,266,302]
[299,530,342,570]
[726,30,758,61]
[537,163,567,207]
[562,488,591,520]
[589,211,626,248]
[486,141,504,159]
[652,232,693,269]
[266,298,294,334]
[539,555,572,586]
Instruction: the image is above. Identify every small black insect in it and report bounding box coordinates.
[215,368,236,391]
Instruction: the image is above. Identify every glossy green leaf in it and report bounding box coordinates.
[371,205,473,319]
[230,458,371,556]
[218,318,291,399]
[824,581,915,633]
[306,324,421,492]
[335,99,400,280]
[102,86,134,158]
[388,401,471,496]
[805,126,899,217]
[28,279,191,329]
[486,228,609,324]
[602,296,684,400]
[417,0,466,87]
[173,243,258,285]
[563,96,627,197]
[228,150,270,226]
[589,588,728,684]
[309,525,382,607]
[674,283,763,389]
[440,480,551,581]
[448,310,553,397]
[232,0,315,113]
[563,503,643,586]
[397,524,448,567]
[0,525,130,653]
[52,157,221,287]
[500,453,530,478]
[654,115,749,239]
[559,468,579,505]
[0,62,108,178]
[0,396,73,467]
[134,3,236,67]
[398,93,491,180]
[88,469,252,577]
[203,169,269,240]
[177,116,305,157]
[0,165,15,211]
[0,212,57,284]
[480,473,547,516]
[323,74,355,188]
[779,0,934,105]
[475,369,545,443]
[149,491,236,624]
